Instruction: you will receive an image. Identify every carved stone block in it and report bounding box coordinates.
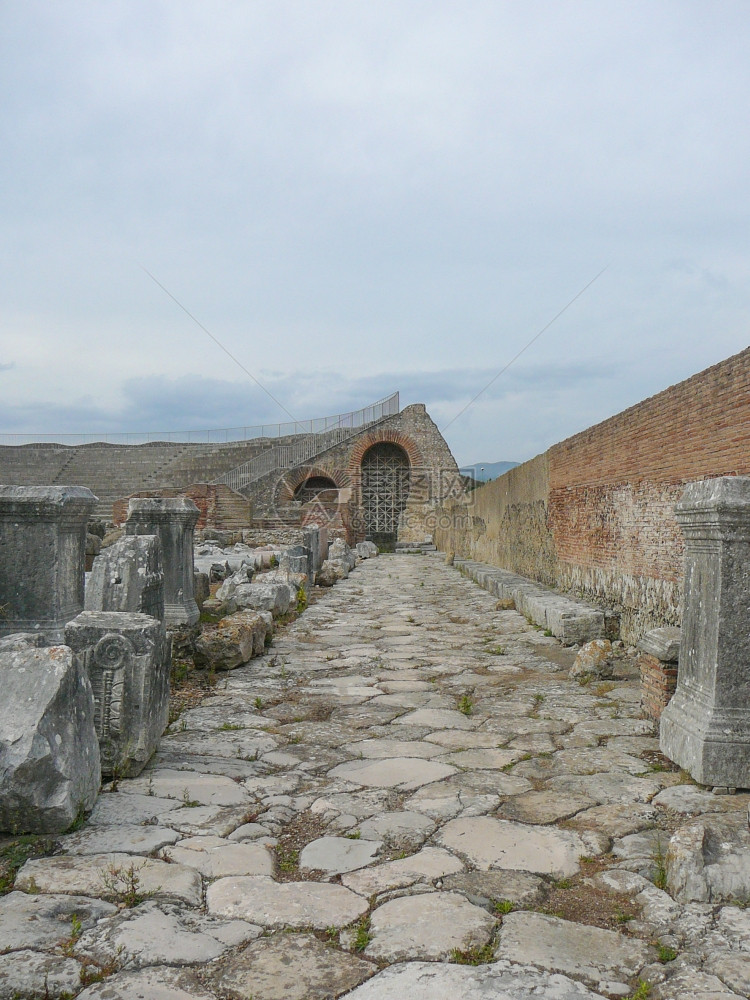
[0,486,97,641]
[65,611,171,778]
[125,497,199,626]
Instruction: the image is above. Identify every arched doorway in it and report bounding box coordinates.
[361,442,410,547]
[293,476,338,505]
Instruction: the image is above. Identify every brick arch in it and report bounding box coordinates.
[276,464,350,506]
[347,431,424,493]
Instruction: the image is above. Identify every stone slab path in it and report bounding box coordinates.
[3,554,750,999]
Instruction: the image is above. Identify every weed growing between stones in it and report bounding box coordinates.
[218,721,246,731]
[493,899,514,914]
[657,944,677,963]
[59,912,83,956]
[99,862,156,907]
[450,941,495,965]
[352,916,371,952]
[650,836,668,890]
[457,694,474,716]
[627,981,652,999]
[181,787,200,808]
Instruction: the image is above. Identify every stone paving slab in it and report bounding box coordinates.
[206,876,369,928]
[366,891,496,961]
[496,911,654,986]
[15,853,203,907]
[209,932,376,1000]
[342,960,609,999]
[436,816,589,876]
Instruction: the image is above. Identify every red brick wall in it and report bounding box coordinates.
[436,347,750,642]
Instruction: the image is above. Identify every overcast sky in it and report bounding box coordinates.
[1,1,748,465]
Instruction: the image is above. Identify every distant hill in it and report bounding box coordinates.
[459,461,520,483]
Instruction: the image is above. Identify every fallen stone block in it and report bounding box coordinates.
[65,610,171,779]
[316,559,349,587]
[215,565,255,602]
[356,541,379,559]
[329,538,356,571]
[225,582,292,617]
[570,639,614,680]
[194,611,271,670]
[85,534,165,620]
[0,644,100,834]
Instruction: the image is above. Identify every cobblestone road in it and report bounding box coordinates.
[3,554,750,999]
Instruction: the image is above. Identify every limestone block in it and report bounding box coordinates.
[0,644,100,834]
[85,534,165,620]
[125,497,199,626]
[225,582,292,617]
[316,559,349,587]
[194,611,271,670]
[638,626,681,662]
[661,477,750,786]
[280,544,312,581]
[0,485,97,641]
[0,632,46,652]
[214,565,255,601]
[329,538,356,571]
[356,541,379,559]
[570,640,614,679]
[65,610,171,778]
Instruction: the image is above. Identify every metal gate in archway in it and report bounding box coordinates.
[361,442,411,547]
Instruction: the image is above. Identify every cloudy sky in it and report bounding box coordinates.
[1,1,748,465]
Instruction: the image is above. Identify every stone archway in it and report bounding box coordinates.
[360,442,411,547]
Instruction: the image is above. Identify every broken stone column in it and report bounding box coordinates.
[125,497,199,626]
[85,534,165,620]
[639,627,681,722]
[65,611,171,779]
[0,644,101,833]
[0,485,97,641]
[661,477,750,786]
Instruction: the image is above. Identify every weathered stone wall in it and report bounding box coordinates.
[436,346,750,643]
[435,454,556,585]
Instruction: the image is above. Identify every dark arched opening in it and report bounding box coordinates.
[293,475,338,505]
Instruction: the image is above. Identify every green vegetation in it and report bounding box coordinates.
[353,916,371,952]
[450,942,495,965]
[99,862,156,907]
[493,899,514,915]
[457,694,474,716]
[657,944,678,963]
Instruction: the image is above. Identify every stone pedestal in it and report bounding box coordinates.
[85,534,165,620]
[65,611,171,778]
[0,485,98,641]
[125,497,199,626]
[661,477,750,786]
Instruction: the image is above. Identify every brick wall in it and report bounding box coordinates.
[436,346,750,643]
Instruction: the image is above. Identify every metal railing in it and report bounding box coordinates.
[0,392,400,448]
[213,392,400,492]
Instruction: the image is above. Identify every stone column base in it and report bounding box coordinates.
[660,689,750,787]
